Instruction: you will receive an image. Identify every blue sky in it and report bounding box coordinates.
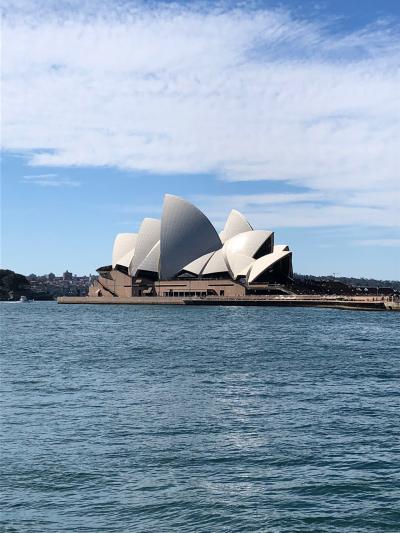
[2,0,400,279]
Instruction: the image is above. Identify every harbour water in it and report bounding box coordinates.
[1,302,399,532]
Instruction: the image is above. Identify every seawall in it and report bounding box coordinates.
[57,295,390,311]
[58,296,185,305]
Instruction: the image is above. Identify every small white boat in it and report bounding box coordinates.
[18,295,29,303]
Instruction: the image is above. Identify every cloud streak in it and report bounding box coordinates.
[353,238,400,247]
[2,1,400,227]
[22,174,80,187]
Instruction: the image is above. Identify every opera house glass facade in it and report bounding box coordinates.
[90,194,293,298]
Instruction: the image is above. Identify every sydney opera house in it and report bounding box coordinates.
[89,194,293,298]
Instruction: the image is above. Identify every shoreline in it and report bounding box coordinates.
[57,295,398,311]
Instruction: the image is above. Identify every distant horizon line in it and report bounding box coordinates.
[1,267,398,284]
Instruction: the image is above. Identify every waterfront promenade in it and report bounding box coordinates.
[57,294,397,311]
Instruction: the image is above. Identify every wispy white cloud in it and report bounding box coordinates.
[191,188,399,229]
[22,174,58,179]
[2,1,400,226]
[353,238,400,247]
[22,174,80,187]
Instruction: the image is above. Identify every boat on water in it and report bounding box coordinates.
[4,295,30,303]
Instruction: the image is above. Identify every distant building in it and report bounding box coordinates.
[63,270,73,281]
[48,272,55,281]
[90,194,293,298]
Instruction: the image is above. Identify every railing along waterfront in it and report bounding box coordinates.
[179,294,390,302]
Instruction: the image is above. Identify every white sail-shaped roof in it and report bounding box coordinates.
[247,247,292,283]
[159,194,222,280]
[183,252,214,275]
[223,230,273,278]
[116,249,135,268]
[237,257,256,277]
[201,248,229,276]
[129,218,161,276]
[220,209,253,243]
[107,195,293,285]
[137,241,160,273]
[274,245,289,252]
[112,233,137,268]
[225,252,255,279]
[223,230,273,258]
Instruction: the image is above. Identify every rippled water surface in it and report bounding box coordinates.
[1,302,399,532]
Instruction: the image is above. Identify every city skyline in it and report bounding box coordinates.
[2,0,399,279]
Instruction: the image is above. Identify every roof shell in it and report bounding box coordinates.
[112,233,137,269]
[137,241,160,273]
[183,251,214,275]
[116,249,135,268]
[224,230,273,258]
[129,218,161,276]
[201,248,229,275]
[274,244,289,252]
[220,209,253,243]
[225,251,255,279]
[159,194,222,280]
[247,247,292,283]
[223,230,273,278]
